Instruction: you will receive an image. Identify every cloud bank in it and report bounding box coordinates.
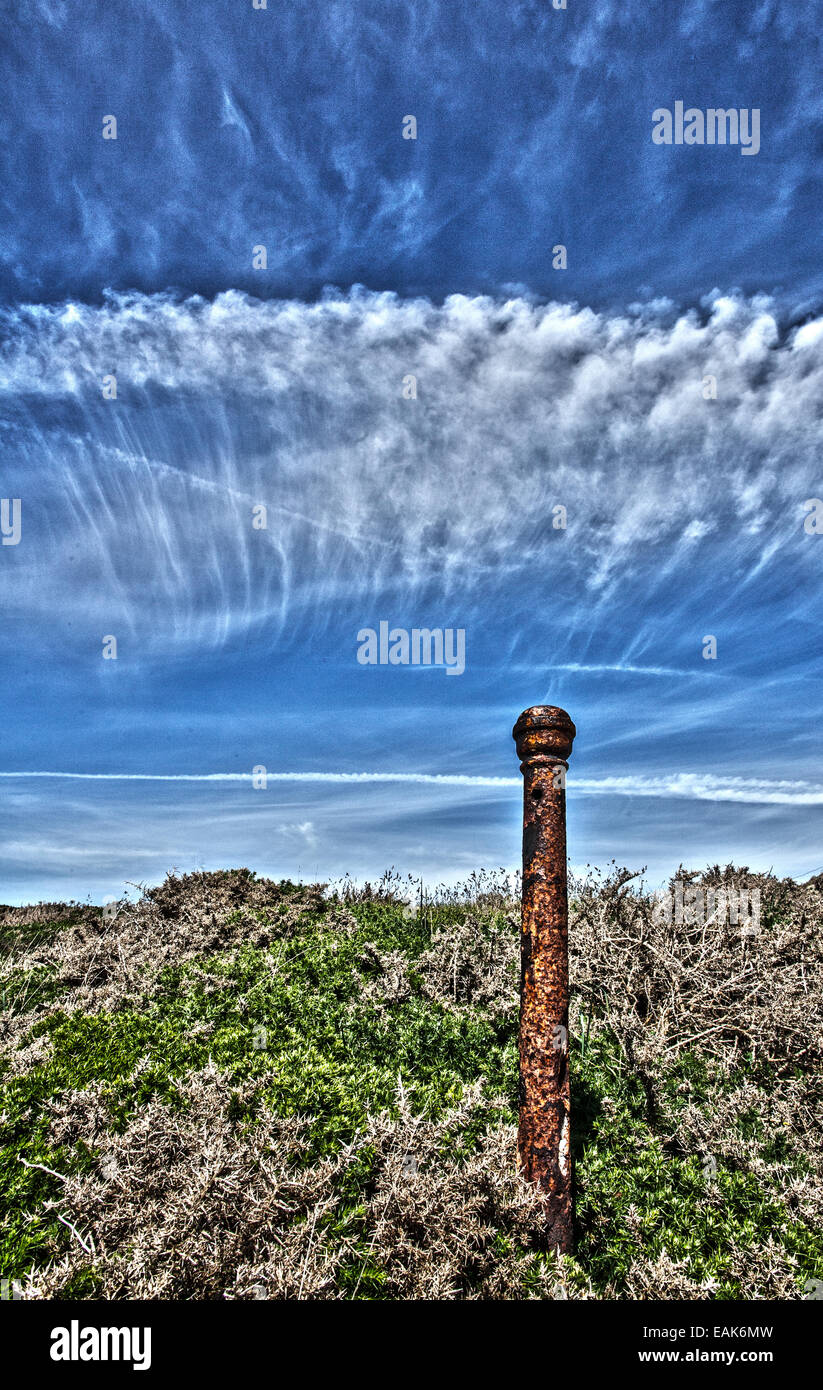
[2,288,822,659]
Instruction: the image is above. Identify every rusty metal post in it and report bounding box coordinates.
[513,705,576,1252]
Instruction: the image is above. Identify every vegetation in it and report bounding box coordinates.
[1,864,820,1299]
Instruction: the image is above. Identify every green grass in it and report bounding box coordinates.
[569,1036,821,1296]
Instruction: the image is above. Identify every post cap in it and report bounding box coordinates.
[513,706,576,765]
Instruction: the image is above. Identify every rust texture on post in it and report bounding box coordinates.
[513,705,576,1252]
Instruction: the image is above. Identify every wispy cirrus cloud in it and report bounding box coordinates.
[4,1,823,306]
[3,770,823,807]
[4,4,823,901]
[550,663,698,677]
[3,286,822,899]
[2,288,822,659]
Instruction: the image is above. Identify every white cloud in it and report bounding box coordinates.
[2,769,823,805]
[1,289,821,651]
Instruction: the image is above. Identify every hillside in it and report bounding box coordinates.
[1,864,821,1300]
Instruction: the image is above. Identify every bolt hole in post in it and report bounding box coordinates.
[513,706,576,1253]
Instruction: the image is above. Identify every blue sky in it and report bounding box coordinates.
[1,0,822,902]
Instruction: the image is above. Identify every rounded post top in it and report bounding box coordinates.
[513,706,576,765]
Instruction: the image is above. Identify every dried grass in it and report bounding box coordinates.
[23,1067,555,1301]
